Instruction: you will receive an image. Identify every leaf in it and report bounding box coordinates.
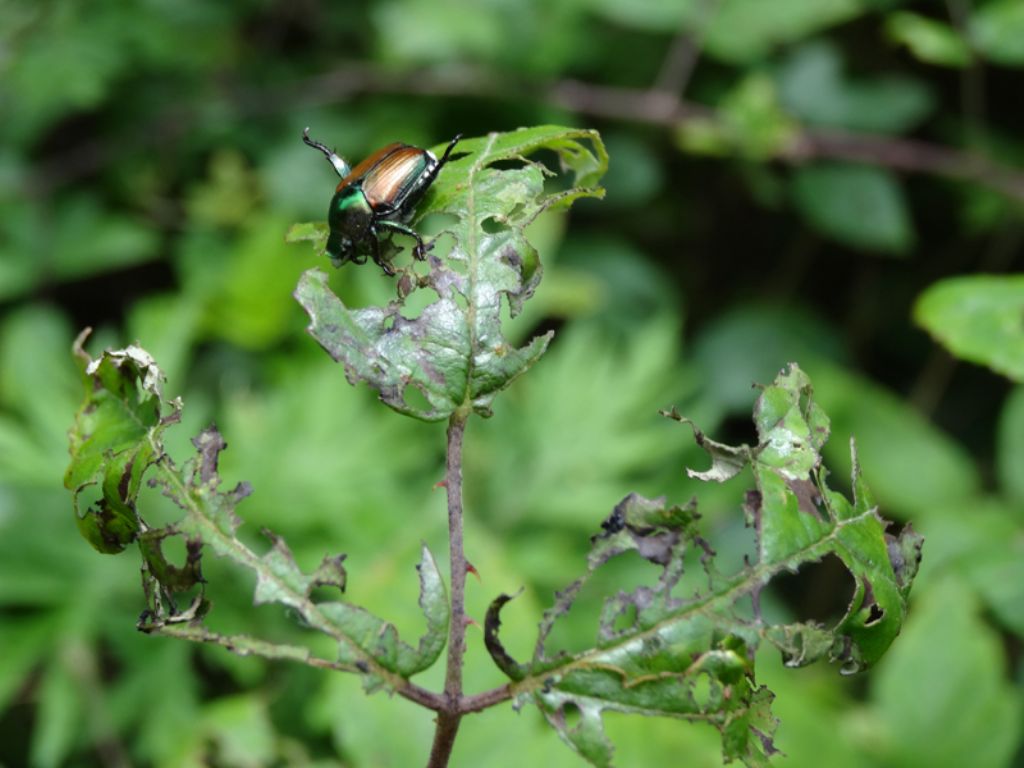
[885,12,971,69]
[64,331,172,553]
[690,306,980,517]
[791,163,914,255]
[664,408,748,483]
[920,500,1024,635]
[30,651,83,768]
[776,41,936,133]
[717,74,801,160]
[997,386,1024,504]
[703,0,864,63]
[65,337,449,688]
[914,274,1024,382]
[468,316,690,533]
[486,364,921,768]
[970,0,1024,67]
[0,305,82,485]
[292,126,607,421]
[871,578,1021,768]
[581,0,700,33]
[797,362,980,520]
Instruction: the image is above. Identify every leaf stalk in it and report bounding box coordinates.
[427,411,470,767]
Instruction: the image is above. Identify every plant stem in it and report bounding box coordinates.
[427,411,470,768]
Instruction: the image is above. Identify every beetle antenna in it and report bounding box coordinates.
[302,127,351,178]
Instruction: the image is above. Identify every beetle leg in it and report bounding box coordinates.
[302,128,351,178]
[377,220,430,260]
[368,228,396,276]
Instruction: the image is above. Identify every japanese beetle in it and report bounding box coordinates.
[303,128,462,275]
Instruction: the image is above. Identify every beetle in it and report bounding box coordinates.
[303,128,462,275]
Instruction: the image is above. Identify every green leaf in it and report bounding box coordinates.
[285,221,328,246]
[691,306,979,517]
[914,274,1024,381]
[871,578,1021,768]
[998,386,1024,504]
[200,695,277,767]
[582,0,700,33]
[487,364,921,768]
[885,12,971,68]
[920,500,1024,635]
[469,316,690,532]
[30,651,83,768]
[65,338,449,688]
[806,363,980,519]
[0,306,81,486]
[414,544,450,668]
[666,409,748,483]
[777,41,936,133]
[196,216,317,350]
[970,0,1024,67]
[64,332,171,553]
[292,126,607,421]
[704,0,864,63]
[718,74,801,160]
[791,163,914,255]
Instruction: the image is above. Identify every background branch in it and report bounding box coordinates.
[31,65,1024,207]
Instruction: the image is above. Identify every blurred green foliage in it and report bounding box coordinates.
[2,0,1023,766]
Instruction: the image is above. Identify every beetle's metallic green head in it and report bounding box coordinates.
[325,187,373,267]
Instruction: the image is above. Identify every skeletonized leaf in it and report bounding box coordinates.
[64,330,175,553]
[292,126,607,421]
[66,337,449,685]
[486,364,922,767]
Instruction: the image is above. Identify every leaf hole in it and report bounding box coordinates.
[396,284,442,320]
[401,382,434,414]
[481,216,504,234]
[561,702,582,732]
[611,602,638,633]
[486,158,529,172]
[864,603,884,626]
[75,485,104,520]
[762,553,855,626]
[160,534,189,564]
[309,585,343,603]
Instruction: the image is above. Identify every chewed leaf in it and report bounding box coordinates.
[489,363,921,768]
[662,408,749,483]
[293,126,607,421]
[66,336,449,688]
[414,544,450,671]
[285,221,329,250]
[65,330,176,553]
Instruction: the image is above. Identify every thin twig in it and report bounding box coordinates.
[427,411,470,768]
[461,684,514,713]
[783,129,1024,200]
